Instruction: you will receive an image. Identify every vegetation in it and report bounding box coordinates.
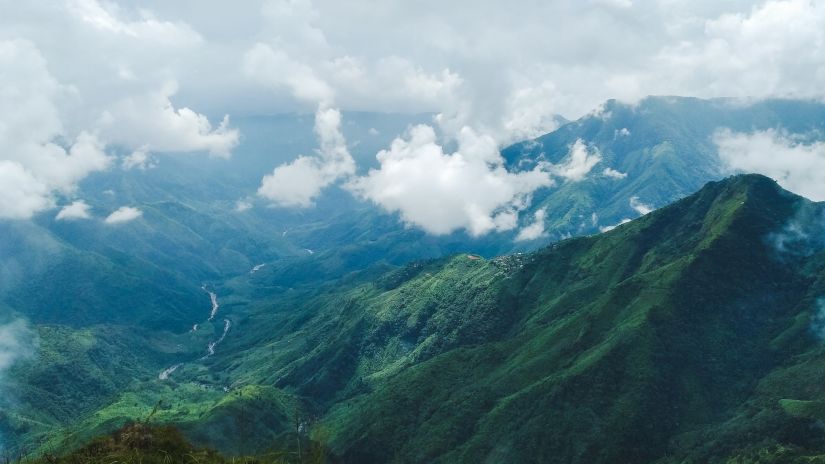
[9,422,328,464]
[7,174,825,462]
[7,100,825,462]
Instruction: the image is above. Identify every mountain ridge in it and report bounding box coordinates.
[13,174,825,462]
[7,96,825,462]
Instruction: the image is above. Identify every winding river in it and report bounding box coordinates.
[201,319,231,359]
[202,286,219,321]
[250,263,266,274]
[158,363,182,380]
[158,287,231,380]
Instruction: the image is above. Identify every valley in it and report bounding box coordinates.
[5,3,825,462]
[7,172,825,462]
[4,99,825,462]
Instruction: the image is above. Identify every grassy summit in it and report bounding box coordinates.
[21,422,327,464]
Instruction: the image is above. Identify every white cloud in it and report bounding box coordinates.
[0,161,53,220]
[0,39,111,219]
[551,139,602,182]
[44,132,111,191]
[56,200,92,220]
[99,82,239,158]
[105,206,142,224]
[593,0,633,9]
[715,128,825,201]
[0,318,36,427]
[0,5,240,215]
[258,157,331,207]
[0,319,35,373]
[258,105,355,207]
[7,0,825,129]
[234,199,253,212]
[603,167,628,179]
[501,81,566,144]
[244,43,335,104]
[348,124,553,236]
[651,0,825,100]
[600,218,632,232]
[515,208,548,241]
[68,0,203,46]
[6,0,825,226]
[122,148,156,170]
[629,196,654,215]
[243,31,462,114]
[614,127,631,138]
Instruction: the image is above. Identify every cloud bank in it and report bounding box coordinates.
[0,40,110,219]
[0,319,37,451]
[6,0,825,230]
[715,129,825,201]
[0,2,240,220]
[6,1,825,132]
[98,82,239,158]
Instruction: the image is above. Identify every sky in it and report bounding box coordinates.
[2,0,825,231]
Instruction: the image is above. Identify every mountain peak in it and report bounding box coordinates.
[711,173,781,194]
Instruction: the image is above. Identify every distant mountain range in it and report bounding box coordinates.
[503,96,825,240]
[5,97,825,462]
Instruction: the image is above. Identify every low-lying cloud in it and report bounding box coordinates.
[122,148,156,171]
[766,201,825,258]
[99,82,239,159]
[258,105,355,207]
[550,139,602,182]
[715,128,825,201]
[56,200,92,220]
[515,208,548,242]
[0,319,34,373]
[348,125,554,236]
[603,167,628,179]
[105,206,142,224]
[630,196,654,215]
[600,218,632,233]
[0,161,53,220]
[0,40,111,219]
[0,318,36,451]
[0,32,239,221]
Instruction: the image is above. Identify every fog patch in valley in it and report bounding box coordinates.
[0,318,37,451]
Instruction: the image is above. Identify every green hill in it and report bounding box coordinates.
[8,98,825,462]
[14,174,825,463]
[24,422,329,464]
